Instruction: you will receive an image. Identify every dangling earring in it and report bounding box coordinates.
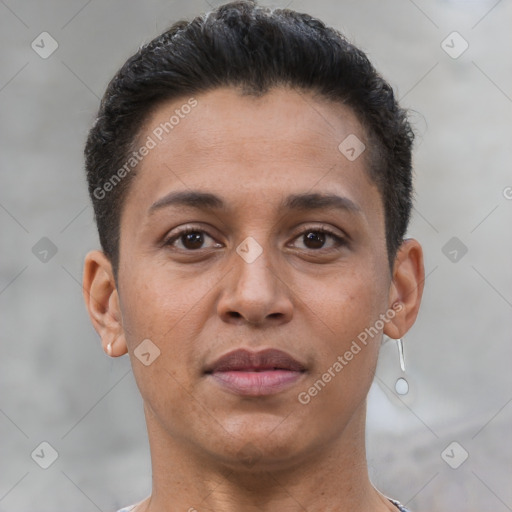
[394,338,409,395]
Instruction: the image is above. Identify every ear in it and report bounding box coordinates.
[383,238,425,340]
[82,250,128,357]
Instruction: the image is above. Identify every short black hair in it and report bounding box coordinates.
[85,0,414,278]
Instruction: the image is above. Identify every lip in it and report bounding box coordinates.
[204,348,307,397]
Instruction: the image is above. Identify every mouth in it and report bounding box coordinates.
[204,348,307,397]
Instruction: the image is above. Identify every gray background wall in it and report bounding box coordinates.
[1,0,511,511]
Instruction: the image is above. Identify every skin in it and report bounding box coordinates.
[83,87,424,512]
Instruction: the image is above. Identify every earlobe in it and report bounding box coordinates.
[82,250,128,357]
[383,239,425,340]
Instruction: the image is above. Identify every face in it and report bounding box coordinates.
[87,87,421,470]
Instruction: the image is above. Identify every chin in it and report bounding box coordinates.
[200,419,315,471]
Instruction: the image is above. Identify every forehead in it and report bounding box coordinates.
[123,86,381,222]
[140,87,365,163]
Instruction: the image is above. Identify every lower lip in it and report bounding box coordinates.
[208,370,304,396]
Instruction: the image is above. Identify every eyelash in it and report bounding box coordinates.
[163,225,347,252]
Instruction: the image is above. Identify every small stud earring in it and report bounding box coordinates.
[394,338,409,395]
[107,341,113,356]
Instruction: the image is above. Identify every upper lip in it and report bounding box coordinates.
[205,348,306,373]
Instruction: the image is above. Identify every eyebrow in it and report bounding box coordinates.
[147,190,362,216]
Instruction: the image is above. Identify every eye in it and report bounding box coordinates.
[163,227,222,251]
[163,225,347,253]
[290,226,347,251]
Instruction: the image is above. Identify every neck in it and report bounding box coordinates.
[137,400,395,512]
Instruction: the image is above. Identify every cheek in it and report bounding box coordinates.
[117,266,211,423]
[120,261,217,341]
[296,266,388,399]
[118,261,224,396]
[300,264,388,343]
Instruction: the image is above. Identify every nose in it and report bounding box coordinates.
[216,237,294,327]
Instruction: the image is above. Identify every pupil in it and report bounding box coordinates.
[305,231,325,249]
[183,232,203,249]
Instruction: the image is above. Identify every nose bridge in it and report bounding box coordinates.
[218,234,293,325]
[233,234,278,298]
